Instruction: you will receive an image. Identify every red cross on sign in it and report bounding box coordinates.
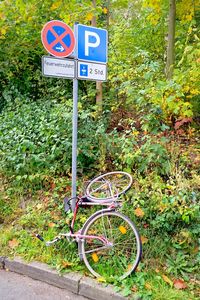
[41,20,75,58]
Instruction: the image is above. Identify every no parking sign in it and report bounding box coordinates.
[41,20,75,58]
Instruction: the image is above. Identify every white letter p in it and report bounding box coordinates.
[85,31,100,56]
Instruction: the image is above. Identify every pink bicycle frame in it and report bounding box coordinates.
[43,198,118,249]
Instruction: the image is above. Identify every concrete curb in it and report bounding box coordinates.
[0,256,5,269]
[79,276,125,300]
[0,256,127,300]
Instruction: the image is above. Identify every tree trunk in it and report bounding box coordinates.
[92,0,103,113]
[166,0,176,80]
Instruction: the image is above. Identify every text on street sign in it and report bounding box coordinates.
[77,61,107,81]
[42,56,75,79]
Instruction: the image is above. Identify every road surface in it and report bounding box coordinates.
[0,269,88,300]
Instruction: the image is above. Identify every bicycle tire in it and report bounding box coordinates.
[80,210,142,280]
[85,171,133,202]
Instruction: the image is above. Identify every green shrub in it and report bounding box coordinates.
[0,96,108,178]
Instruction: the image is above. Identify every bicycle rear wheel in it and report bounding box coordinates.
[80,210,142,280]
[85,171,133,202]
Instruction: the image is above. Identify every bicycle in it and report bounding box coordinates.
[36,171,142,280]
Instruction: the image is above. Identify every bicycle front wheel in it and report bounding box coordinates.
[81,210,142,280]
[85,171,133,202]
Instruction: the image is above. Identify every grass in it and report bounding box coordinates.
[141,273,197,300]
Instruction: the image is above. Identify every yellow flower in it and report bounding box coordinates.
[102,7,108,14]
[86,12,93,21]
[50,1,61,11]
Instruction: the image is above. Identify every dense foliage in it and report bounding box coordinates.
[0,0,199,299]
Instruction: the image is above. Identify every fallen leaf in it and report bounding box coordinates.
[65,185,71,192]
[48,222,56,228]
[119,225,127,234]
[65,218,71,225]
[174,118,192,130]
[155,268,160,273]
[145,282,152,290]
[192,246,199,254]
[162,274,173,286]
[127,264,132,272]
[143,223,149,228]
[97,277,106,283]
[88,230,97,234]
[36,203,43,210]
[50,182,56,190]
[135,266,141,272]
[141,236,148,244]
[134,207,145,218]
[173,279,187,290]
[62,261,73,268]
[190,278,200,285]
[91,253,99,263]
[8,238,19,248]
[131,285,138,292]
[52,215,60,221]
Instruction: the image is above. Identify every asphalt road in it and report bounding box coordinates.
[0,269,88,300]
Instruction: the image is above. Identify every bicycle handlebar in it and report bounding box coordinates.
[35,233,61,246]
[35,234,44,242]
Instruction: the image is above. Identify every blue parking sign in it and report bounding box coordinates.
[77,24,108,64]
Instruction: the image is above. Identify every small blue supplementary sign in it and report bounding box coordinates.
[77,24,108,64]
[80,64,88,77]
[77,61,107,82]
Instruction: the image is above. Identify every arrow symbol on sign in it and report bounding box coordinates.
[56,45,65,52]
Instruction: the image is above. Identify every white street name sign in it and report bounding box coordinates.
[42,56,75,79]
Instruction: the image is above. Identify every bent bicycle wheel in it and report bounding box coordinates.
[80,210,142,280]
[85,171,133,202]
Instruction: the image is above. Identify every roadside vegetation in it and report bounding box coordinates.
[0,1,199,299]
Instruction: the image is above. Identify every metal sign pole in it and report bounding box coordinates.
[71,76,78,211]
[71,23,78,211]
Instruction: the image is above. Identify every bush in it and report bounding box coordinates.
[0,95,108,178]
